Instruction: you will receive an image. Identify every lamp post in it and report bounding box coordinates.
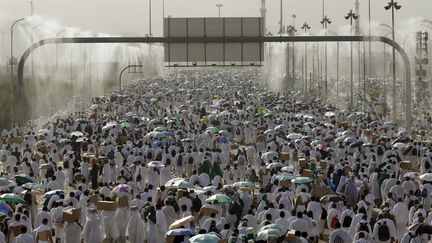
[385,0,401,123]
[320,16,331,99]
[10,18,25,82]
[216,4,223,18]
[287,25,297,89]
[149,0,152,36]
[119,64,143,90]
[278,0,283,36]
[2,32,6,72]
[345,10,358,111]
[292,14,296,84]
[301,22,310,97]
[368,0,372,77]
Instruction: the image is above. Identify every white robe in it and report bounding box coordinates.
[63,221,82,243]
[82,213,104,243]
[114,208,129,240]
[126,211,145,243]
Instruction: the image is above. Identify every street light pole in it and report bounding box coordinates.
[216,4,223,18]
[320,16,331,99]
[287,25,297,89]
[346,10,358,111]
[10,18,25,82]
[279,0,283,36]
[119,64,143,90]
[385,0,401,123]
[302,22,310,98]
[368,0,372,77]
[292,14,296,84]
[149,0,152,36]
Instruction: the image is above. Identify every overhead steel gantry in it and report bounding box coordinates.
[16,36,411,128]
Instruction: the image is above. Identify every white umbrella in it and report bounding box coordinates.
[70,131,84,137]
[393,143,406,149]
[420,173,432,182]
[324,111,336,117]
[287,133,302,140]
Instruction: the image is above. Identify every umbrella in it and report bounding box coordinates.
[393,143,407,149]
[420,173,432,182]
[112,184,131,195]
[0,201,12,215]
[310,140,324,147]
[76,137,88,143]
[362,142,374,148]
[206,194,230,204]
[120,122,132,129]
[287,133,302,140]
[147,161,165,168]
[148,131,165,139]
[70,131,84,137]
[276,173,297,181]
[256,228,284,241]
[181,138,195,143]
[166,228,195,237]
[266,162,284,170]
[206,127,220,133]
[35,140,47,149]
[320,195,344,203]
[22,182,44,190]
[233,181,255,188]
[343,137,356,144]
[0,178,16,191]
[264,129,275,136]
[102,122,118,131]
[15,175,33,186]
[43,190,64,199]
[369,121,380,127]
[324,111,336,117]
[261,151,278,161]
[292,177,313,184]
[169,180,194,189]
[342,130,355,137]
[0,193,24,204]
[164,178,184,187]
[260,224,283,231]
[404,172,420,178]
[154,126,167,132]
[274,124,287,132]
[59,139,72,146]
[189,233,221,243]
[38,129,50,135]
[169,215,196,230]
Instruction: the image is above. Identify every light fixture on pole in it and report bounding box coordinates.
[216,4,223,18]
[320,15,331,99]
[301,22,310,97]
[385,0,401,123]
[345,9,358,110]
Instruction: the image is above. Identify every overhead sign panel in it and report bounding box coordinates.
[164,17,264,67]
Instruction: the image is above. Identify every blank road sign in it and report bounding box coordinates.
[164,17,264,66]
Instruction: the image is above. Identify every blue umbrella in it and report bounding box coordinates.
[152,141,165,149]
[166,228,195,237]
[0,201,12,215]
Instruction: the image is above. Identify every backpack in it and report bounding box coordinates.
[334,234,344,243]
[330,216,339,229]
[342,215,352,228]
[377,221,390,241]
[228,200,242,215]
[421,188,428,198]
[177,154,183,166]
[426,161,431,170]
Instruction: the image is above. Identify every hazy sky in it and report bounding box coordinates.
[0,0,431,56]
[1,0,431,35]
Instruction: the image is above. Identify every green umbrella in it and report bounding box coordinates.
[189,233,221,243]
[257,107,268,116]
[120,122,132,129]
[233,181,255,188]
[256,228,284,241]
[276,173,297,181]
[0,193,25,204]
[206,127,220,133]
[22,182,44,190]
[170,180,194,189]
[292,177,313,184]
[260,224,283,231]
[15,175,33,186]
[206,194,230,204]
